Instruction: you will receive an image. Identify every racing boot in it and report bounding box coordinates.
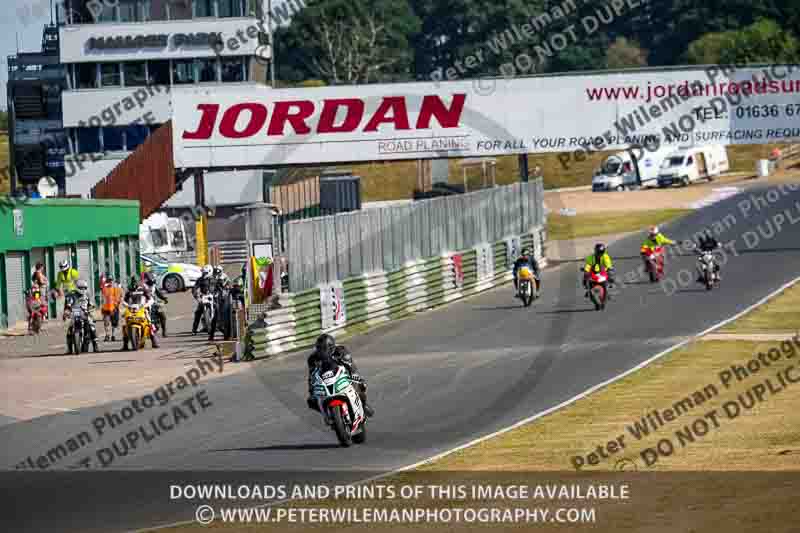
[151,331,160,349]
[359,385,375,418]
[307,397,320,412]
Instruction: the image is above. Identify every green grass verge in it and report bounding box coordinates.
[546,208,691,241]
[719,281,800,334]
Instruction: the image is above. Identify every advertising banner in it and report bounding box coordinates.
[172,65,800,168]
[475,244,494,282]
[505,236,521,269]
[320,281,346,331]
[451,254,464,289]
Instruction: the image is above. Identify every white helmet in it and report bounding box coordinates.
[648,225,659,236]
[202,265,213,276]
[76,279,88,291]
[59,260,70,272]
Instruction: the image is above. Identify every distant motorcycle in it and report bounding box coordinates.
[691,244,720,291]
[516,266,539,307]
[641,245,665,283]
[310,363,367,447]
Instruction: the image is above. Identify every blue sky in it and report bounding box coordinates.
[1,0,55,110]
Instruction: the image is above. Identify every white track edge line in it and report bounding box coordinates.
[134,273,800,533]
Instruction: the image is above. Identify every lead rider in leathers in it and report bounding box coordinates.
[307,334,375,418]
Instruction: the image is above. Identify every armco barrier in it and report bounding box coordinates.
[246,227,545,359]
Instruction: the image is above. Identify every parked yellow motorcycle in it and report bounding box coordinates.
[122,293,154,351]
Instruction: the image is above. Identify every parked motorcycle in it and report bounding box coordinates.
[517,266,539,307]
[122,293,153,351]
[585,268,610,311]
[641,245,665,283]
[66,293,98,354]
[199,293,216,335]
[27,288,47,334]
[310,363,367,447]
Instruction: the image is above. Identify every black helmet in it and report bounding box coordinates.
[594,243,606,255]
[521,248,531,257]
[143,271,156,286]
[128,276,139,291]
[315,333,336,358]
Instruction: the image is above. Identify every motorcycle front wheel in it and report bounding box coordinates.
[705,271,713,291]
[73,330,83,355]
[31,314,41,334]
[521,283,533,307]
[131,328,140,352]
[330,406,353,447]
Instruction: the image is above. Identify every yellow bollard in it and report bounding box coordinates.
[195,214,208,266]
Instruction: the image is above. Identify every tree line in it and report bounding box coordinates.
[274,0,800,85]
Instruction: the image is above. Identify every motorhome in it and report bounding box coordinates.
[591,145,674,192]
[657,145,730,187]
[139,213,190,257]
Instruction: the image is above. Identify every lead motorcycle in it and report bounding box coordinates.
[310,362,367,447]
[584,267,610,311]
[516,265,540,307]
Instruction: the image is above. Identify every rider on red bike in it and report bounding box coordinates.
[583,243,615,297]
[640,226,675,275]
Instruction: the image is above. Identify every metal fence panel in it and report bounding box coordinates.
[334,214,349,280]
[285,181,544,291]
[400,205,413,264]
[391,207,405,268]
[348,213,364,277]
[380,209,394,272]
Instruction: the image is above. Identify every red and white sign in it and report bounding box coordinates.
[172,66,800,168]
[320,281,346,331]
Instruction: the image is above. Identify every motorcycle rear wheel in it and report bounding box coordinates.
[331,406,353,447]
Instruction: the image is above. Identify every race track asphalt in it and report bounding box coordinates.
[3,182,800,532]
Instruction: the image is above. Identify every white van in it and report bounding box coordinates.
[591,145,674,192]
[657,145,729,187]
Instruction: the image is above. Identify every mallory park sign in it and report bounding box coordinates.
[87,32,220,50]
